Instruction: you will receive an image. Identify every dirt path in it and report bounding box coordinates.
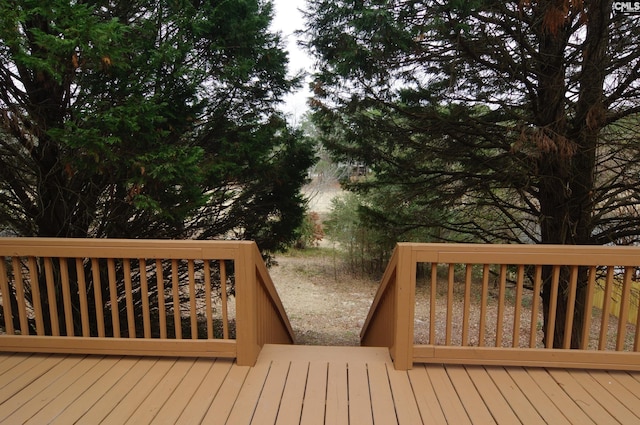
[270,249,378,345]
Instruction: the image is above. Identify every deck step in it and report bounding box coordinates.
[257,344,392,364]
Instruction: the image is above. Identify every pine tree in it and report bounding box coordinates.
[305,0,640,347]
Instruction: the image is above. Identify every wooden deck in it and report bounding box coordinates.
[2,344,640,425]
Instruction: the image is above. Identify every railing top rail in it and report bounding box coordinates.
[399,242,640,266]
[0,237,253,260]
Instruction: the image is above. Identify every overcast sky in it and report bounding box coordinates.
[271,0,313,122]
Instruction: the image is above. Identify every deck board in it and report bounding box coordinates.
[173,358,235,424]
[2,345,640,424]
[608,370,640,399]
[325,361,349,425]
[0,353,36,379]
[465,365,521,424]
[547,369,619,424]
[489,366,546,425]
[252,360,290,425]
[275,361,308,425]
[24,356,121,425]
[51,357,140,424]
[2,355,98,424]
[589,370,640,419]
[367,362,398,425]
[152,357,218,424]
[125,357,197,424]
[74,357,159,424]
[199,361,251,425]
[568,369,639,424]
[0,354,64,401]
[298,362,327,425]
[407,366,447,424]
[425,364,473,425]
[446,365,496,425]
[525,367,596,425]
[348,361,374,425]
[505,367,570,425]
[226,357,271,425]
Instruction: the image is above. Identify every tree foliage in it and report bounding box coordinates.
[305,0,640,347]
[0,0,315,253]
[0,0,316,336]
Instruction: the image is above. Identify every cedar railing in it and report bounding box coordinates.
[0,238,293,366]
[361,243,640,370]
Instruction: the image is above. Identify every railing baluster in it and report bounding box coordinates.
[530,265,543,348]
[11,257,29,335]
[123,259,136,338]
[479,264,489,347]
[156,259,167,339]
[188,260,197,339]
[107,258,120,338]
[635,295,640,352]
[545,266,560,349]
[140,259,151,338]
[28,257,45,336]
[563,266,579,349]
[171,259,181,339]
[496,264,507,347]
[0,257,15,335]
[581,266,596,349]
[44,258,59,336]
[59,258,74,336]
[221,260,229,340]
[599,267,614,350]
[462,264,471,346]
[513,265,524,348]
[76,258,90,337]
[91,258,105,337]
[204,260,213,339]
[429,263,437,345]
[446,264,454,345]
[616,267,633,351]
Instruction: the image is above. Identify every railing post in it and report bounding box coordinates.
[392,243,416,370]
[235,242,260,366]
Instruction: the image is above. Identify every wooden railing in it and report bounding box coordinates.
[361,243,640,370]
[0,238,293,366]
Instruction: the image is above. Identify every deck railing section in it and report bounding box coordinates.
[361,243,640,370]
[0,238,293,366]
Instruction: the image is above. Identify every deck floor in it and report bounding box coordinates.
[1,344,640,424]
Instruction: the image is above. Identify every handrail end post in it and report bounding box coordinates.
[235,242,259,366]
[393,244,416,370]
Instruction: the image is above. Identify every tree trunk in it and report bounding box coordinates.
[533,0,607,349]
[541,265,588,348]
